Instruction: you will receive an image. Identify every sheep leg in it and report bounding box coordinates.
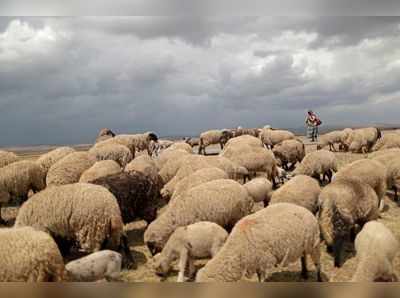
[177,248,189,282]
[301,254,308,279]
[394,187,398,202]
[333,237,344,268]
[310,247,322,282]
[120,234,136,270]
[0,205,6,226]
[256,269,266,282]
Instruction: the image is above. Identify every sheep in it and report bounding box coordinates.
[153,222,228,282]
[233,127,260,138]
[88,143,133,168]
[66,250,122,282]
[158,151,194,184]
[15,183,135,268]
[195,203,322,282]
[115,132,158,154]
[383,157,400,202]
[168,142,193,153]
[0,150,18,169]
[185,137,200,148]
[269,175,321,213]
[333,159,387,209]
[91,171,161,224]
[317,130,349,152]
[155,148,191,172]
[259,128,295,149]
[0,227,66,282]
[0,161,46,224]
[292,150,338,183]
[35,147,76,174]
[272,139,305,170]
[372,133,400,151]
[198,129,233,155]
[224,135,264,149]
[148,140,174,157]
[79,160,122,183]
[46,152,96,186]
[95,128,115,143]
[95,136,136,156]
[124,155,163,190]
[144,179,263,255]
[161,155,249,198]
[344,127,381,153]
[165,167,229,202]
[351,221,399,282]
[368,148,400,159]
[318,178,380,267]
[220,144,278,185]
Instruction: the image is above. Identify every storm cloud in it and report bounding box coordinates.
[1,16,400,146]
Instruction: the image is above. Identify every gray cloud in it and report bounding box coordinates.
[1,16,400,146]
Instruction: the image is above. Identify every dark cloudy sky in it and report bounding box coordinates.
[1,16,400,146]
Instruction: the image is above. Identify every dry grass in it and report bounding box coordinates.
[5,139,400,282]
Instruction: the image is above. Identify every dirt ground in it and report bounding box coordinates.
[4,134,400,282]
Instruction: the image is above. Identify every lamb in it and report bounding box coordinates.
[318,178,380,267]
[382,157,400,201]
[292,149,338,183]
[153,222,228,282]
[35,147,76,174]
[372,133,400,151]
[94,136,136,156]
[272,139,305,170]
[0,161,46,224]
[95,128,115,143]
[88,143,133,167]
[224,135,264,149]
[158,151,195,184]
[144,179,266,255]
[0,227,66,282]
[195,203,322,282]
[351,221,399,282]
[333,159,387,209]
[0,150,18,169]
[124,155,162,190]
[165,167,229,202]
[15,183,134,268]
[91,171,161,224]
[269,175,321,213]
[220,144,278,185]
[344,127,381,153]
[115,132,158,154]
[155,148,191,172]
[198,129,233,155]
[46,152,96,186]
[66,250,122,282]
[259,128,295,149]
[79,160,122,183]
[317,130,349,152]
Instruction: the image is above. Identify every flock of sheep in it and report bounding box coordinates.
[0,125,400,282]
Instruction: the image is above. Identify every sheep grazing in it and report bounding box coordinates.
[272,139,305,170]
[124,155,163,191]
[292,149,338,183]
[95,136,136,156]
[144,179,262,255]
[351,221,399,282]
[153,222,228,282]
[79,160,122,183]
[317,130,349,152]
[0,150,18,169]
[198,129,233,155]
[372,133,400,151]
[224,135,264,149]
[233,127,260,138]
[155,148,191,172]
[0,227,66,282]
[368,148,400,159]
[46,152,96,186]
[149,139,174,157]
[95,128,115,143]
[220,144,278,185]
[185,137,200,148]
[259,128,295,149]
[168,142,193,153]
[158,151,195,184]
[35,146,76,174]
[344,127,381,153]
[166,167,229,203]
[196,203,322,282]
[66,250,122,282]
[88,143,133,167]
[91,171,161,224]
[318,178,380,268]
[115,132,158,155]
[15,183,135,268]
[269,175,321,213]
[333,159,387,210]
[0,161,46,224]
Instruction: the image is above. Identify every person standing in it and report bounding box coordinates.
[305,110,321,142]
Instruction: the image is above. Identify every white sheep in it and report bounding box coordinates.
[0,150,18,169]
[196,203,322,282]
[35,147,76,174]
[272,139,305,170]
[88,143,133,167]
[259,128,295,149]
[351,221,399,282]
[198,129,233,155]
[66,250,122,282]
[344,127,381,153]
[372,133,400,151]
[79,160,122,183]
[153,222,228,282]
[317,130,349,152]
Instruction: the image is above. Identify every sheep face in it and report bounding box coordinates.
[220,130,233,146]
[153,253,173,277]
[0,190,10,204]
[147,132,159,143]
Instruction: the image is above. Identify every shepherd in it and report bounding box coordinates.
[305,110,321,142]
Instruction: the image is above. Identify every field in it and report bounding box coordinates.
[3,135,400,282]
